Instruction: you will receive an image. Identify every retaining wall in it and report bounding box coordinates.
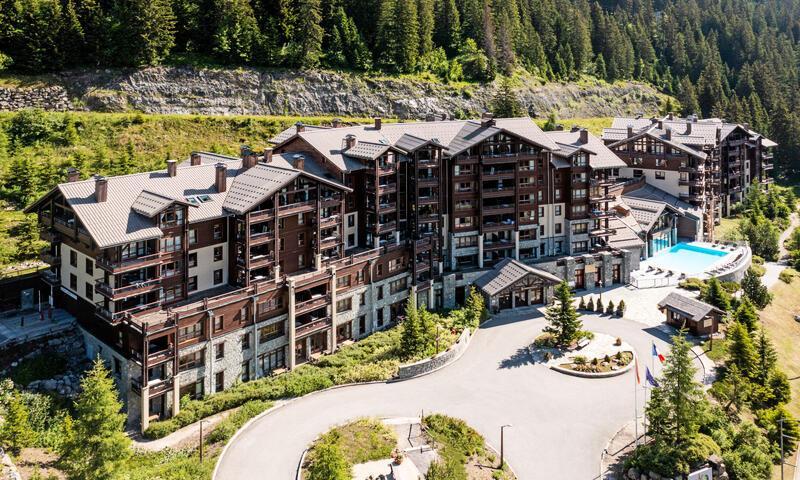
[395,328,471,379]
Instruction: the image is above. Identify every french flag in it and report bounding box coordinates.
[652,343,666,363]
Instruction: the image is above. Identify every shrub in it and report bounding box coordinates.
[679,277,707,292]
[616,300,626,317]
[306,441,350,480]
[606,300,615,315]
[752,255,764,265]
[578,297,586,310]
[9,353,68,386]
[573,355,587,365]
[586,297,595,311]
[206,400,272,444]
[779,269,797,283]
[596,297,604,313]
[749,263,766,277]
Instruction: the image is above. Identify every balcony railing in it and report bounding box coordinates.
[296,317,331,338]
[278,200,316,216]
[295,295,331,315]
[96,300,162,324]
[96,252,161,273]
[249,208,275,222]
[417,177,438,187]
[96,277,161,300]
[376,221,396,234]
[249,231,275,246]
[41,270,60,286]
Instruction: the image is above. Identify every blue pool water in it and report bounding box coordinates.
[650,243,729,274]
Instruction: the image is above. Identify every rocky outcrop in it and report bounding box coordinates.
[0,66,666,119]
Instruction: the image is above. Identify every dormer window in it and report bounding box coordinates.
[160,208,184,228]
[572,153,588,167]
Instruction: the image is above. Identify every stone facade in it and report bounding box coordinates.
[395,328,471,379]
[0,86,72,111]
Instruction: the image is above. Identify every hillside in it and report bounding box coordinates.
[0,67,667,120]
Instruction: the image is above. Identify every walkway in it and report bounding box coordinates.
[0,308,74,348]
[215,311,703,480]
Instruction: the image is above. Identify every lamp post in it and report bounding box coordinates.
[500,424,512,469]
[199,420,209,463]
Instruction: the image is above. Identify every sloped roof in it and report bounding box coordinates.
[657,292,724,321]
[344,141,392,160]
[608,115,777,149]
[607,214,645,250]
[622,183,702,220]
[269,124,331,144]
[474,258,561,297]
[222,164,300,215]
[546,130,626,169]
[269,117,558,172]
[130,190,195,217]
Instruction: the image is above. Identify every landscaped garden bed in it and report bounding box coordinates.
[302,418,397,480]
[532,331,635,377]
[559,350,633,374]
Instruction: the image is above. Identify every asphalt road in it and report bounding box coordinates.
[215,309,690,480]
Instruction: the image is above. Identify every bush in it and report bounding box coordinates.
[779,268,797,283]
[9,353,68,386]
[306,441,350,480]
[679,277,707,292]
[606,300,615,315]
[586,297,594,311]
[752,255,764,265]
[424,414,485,478]
[749,263,766,277]
[206,400,272,444]
[578,297,586,310]
[596,298,604,313]
[616,300,626,317]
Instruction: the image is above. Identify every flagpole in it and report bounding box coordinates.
[634,356,639,447]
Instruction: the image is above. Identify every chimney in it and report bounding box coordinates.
[294,154,305,171]
[215,163,227,193]
[190,152,202,166]
[657,120,663,129]
[374,117,382,130]
[332,118,342,128]
[668,112,674,121]
[650,117,658,124]
[295,121,305,133]
[716,126,722,141]
[66,167,80,182]
[481,112,495,127]
[344,134,356,150]
[579,128,589,144]
[263,148,273,163]
[627,125,634,138]
[94,175,108,203]
[665,127,672,140]
[167,159,177,177]
[685,122,692,135]
[570,125,581,133]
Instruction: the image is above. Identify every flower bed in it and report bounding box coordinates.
[560,351,633,373]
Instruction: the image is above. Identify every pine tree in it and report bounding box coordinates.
[400,297,423,358]
[433,0,460,55]
[490,77,522,117]
[733,297,758,332]
[463,286,485,328]
[307,441,350,480]
[606,300,614,315]
[677,76,701,115]
[59,359,131,480]
[16,214,43,260]
[210,0,263,64]
[0,392,33,454]
[615,299,626,317]
[714,363,749,413]
[290,0,324,68]
[753,328,777,387]
[594,53,607,80]
[646,333,707,447]
[703,277,731,312]
[376,0,419,73]
[726,322,757,379]
[416,0,434,57]
[543,281,582,347]
[741,268,772,309]
[110,0,176,66]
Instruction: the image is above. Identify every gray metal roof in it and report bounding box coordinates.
[222,164,299,215]
[474,258,561,296]
[607,214,645,250]
[657,292,723,321]
[130,190,195,217]
[546,130,626,169]
[344,141,391,160]
[622,183,702,220]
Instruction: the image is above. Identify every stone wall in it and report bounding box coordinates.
[0,66,666,119]
[395,328,471,379]
[0,86,71,111]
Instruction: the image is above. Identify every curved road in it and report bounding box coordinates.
[216,310,687,480]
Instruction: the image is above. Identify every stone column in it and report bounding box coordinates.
[478,234,485,269]
[514,231,520,260]
[140,387,150,432]
[427,287,434,309]
[172,381,181,417]
[287,279,297,370]
[329,267,338,353]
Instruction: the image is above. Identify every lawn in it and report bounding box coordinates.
[533,116,613,136]
[715,216,743,241]
[303,417,397,478]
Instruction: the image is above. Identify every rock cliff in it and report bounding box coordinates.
[0,66,667,119]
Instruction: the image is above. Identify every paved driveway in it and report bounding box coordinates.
[215,310,691,480]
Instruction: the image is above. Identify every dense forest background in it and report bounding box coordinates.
[0,0,799,172]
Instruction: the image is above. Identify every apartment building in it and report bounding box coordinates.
[601,114,776,239]
[28,116,640,430]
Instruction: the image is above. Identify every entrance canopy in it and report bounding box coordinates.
[475,258,561,297]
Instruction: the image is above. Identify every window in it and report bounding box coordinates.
[69,273,77,290]
[257,297,284,316]
[188,229,197,245]
[113,358,121,375]
[359,292,366,306]
[213,315,223,332]
[655,158,665,167]
[655,171,666,180]
[538,207,545,217]
[348,214,355,228]
[633,169,643,178]
[159,209,184,227]
[163,285,183,302]
[161,236,182,253]
[571,205,587,216]
[554,189,561,201]
[555,205,562,216]
[573,223,588,234]
[85,258,93,275]
[213,224,223,240]
[70,250,77,267]
[455,236,478,248]
[555,223,562,235]
[389,258,404,272]
[337,297,352,311]
[188,276,198,292]
[239,307,248,322]
[348,233,355,246]
[389,278,407,294]
[215,371,224,392]
[632,157,643,166]
[572,241,588,253]
[242,332,251,350]
[258,347,286,375]
[298,254,306,269]
[298,232,305,247]
[280,238,285,251]
[213,246,223,262]
[178,350,205,372]
[572,152,588,167]
[572,189,587,200]
[241,361,251,382]
[377,286,384,300]
[215,342,225,360]
[188,252,197,268]
[180,379,204,400]
[213,269,223,285]
[376,308,384,327]
[178,322,202,342]
[85,282,93,301]
[162,260,182,278]
[456,216,475,228]
[259,322,284,343]
[337,275,351,288]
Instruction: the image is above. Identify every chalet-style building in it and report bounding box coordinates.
[657,292,724,336]
[26,115,663,431]
[602,114,776,240]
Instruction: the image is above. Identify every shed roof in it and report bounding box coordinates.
[657,292,724,322]
[546,130,626,169]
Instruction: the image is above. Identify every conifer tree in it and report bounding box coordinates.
[110,0,176,66]
[290,0,324,68]
[417,0,434,57]
[703,277,731,312]
[726,322,757,379]
[307,441,350,480]
[490,77,522,117]
[753,328,777,387]
[543,281,582,347]
[400,297,423,358]
[376,0,419,73]
[0,392,33,454]
[59,359,131,480]
[464,286,485,328]
[210,0,263,64]
[433,0,460,55]
[733,297,758,332]
[741,268,772,309]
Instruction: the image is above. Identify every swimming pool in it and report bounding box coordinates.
[648,242,730,275]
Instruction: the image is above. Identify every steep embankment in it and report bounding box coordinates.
[0,67,668,119]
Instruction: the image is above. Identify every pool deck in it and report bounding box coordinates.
[632,241,751,287]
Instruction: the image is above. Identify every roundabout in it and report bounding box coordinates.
[215,309,701,480]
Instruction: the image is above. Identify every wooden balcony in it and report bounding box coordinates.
[417,213,439,224]
[319,236,341,250]
[589,193,614,203]
[482,171,515,181]
[480,153,519,164]
[278,200,316,216]
[483,222,515,233]
[482,187,515,198]
[249,231,275,246]
[39,228,62,243]
[589,228,616,237]
[378,203,397,214]
[482,204,515,215]
[589,209,613,219]
[296,317,332,338]
[484,240,514,251]
[96,277,162,300]
[249,208,275,223]
[321,197,341,209]
[376,221,396,234]
[418,196,439,206]
[295,294,331,315]
[372,183,397,195]
[417,177,438,188]
[320,215,340,228]
[96,252,161,274]
[249,254,276,269]
[414,262,431,273]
